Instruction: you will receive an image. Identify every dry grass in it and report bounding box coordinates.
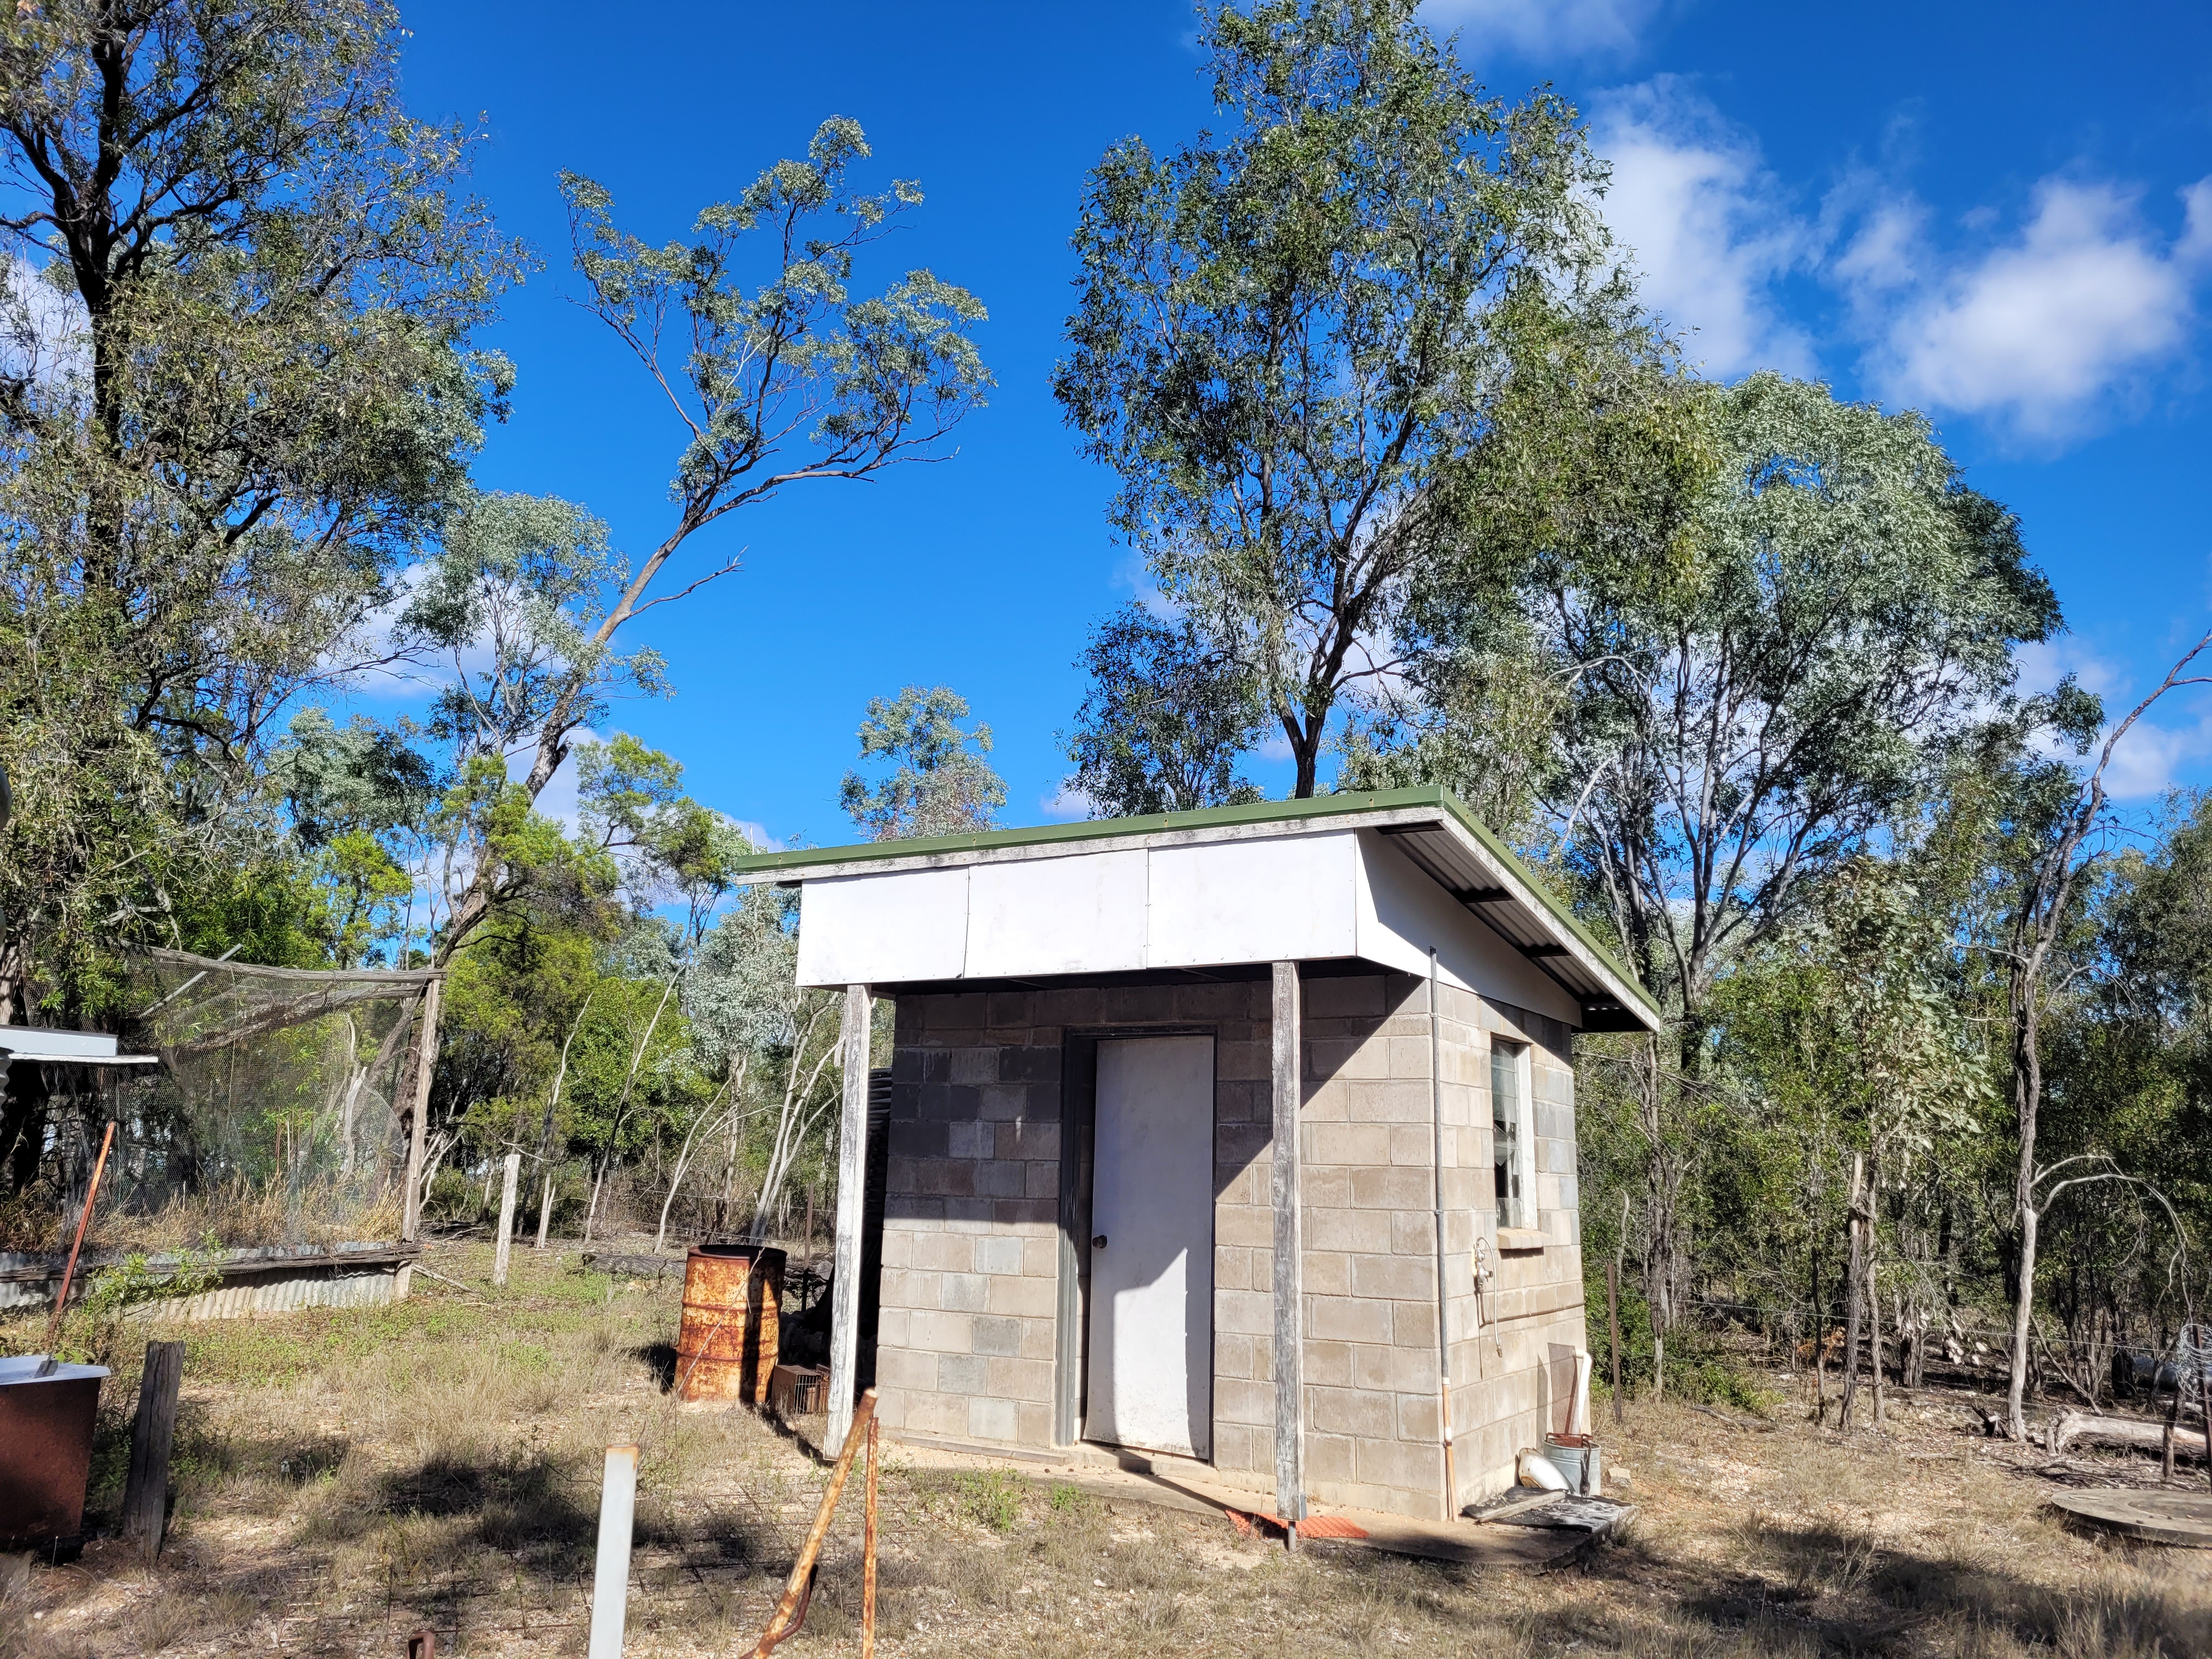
[4,1246,2210,1658]
[1,1177,404,1256]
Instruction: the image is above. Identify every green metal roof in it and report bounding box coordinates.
[732,786,1663,1029]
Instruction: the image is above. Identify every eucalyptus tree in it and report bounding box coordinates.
[682,883,848,1244]
[0,0,517,1010]
[1464,373,2059,1376]
[430,120,991,963]
[1536,374,2059,1051]
[1054,0,1615,797]
[1063,604,1266,817]
[1984,634,2212,1438]
[840,686,1006,840]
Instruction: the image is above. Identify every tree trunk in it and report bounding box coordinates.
[1868,1267,1886,1426]
[2006,1204,2040,1441]
[2006,993,2042,1442]
[1840,1155,1866,1431]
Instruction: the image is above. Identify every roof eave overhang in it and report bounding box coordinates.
[732,788,1665,1035]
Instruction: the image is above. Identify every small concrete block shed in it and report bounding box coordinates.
[732,786,1662,1524]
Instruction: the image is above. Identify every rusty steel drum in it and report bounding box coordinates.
[677,1244,784,1404]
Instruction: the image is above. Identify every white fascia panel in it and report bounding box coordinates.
[0,1025,117,1059]
[795,867,969,988]
[1146,831,1359,969]
[1355,830,1580,1025]
[965,849,1149,978]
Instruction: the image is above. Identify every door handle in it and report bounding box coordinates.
[1092,1234,1108,1250]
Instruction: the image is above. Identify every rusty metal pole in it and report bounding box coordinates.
[862,1414,880,1659]
[42,1120,117,1367]
[751,1389,878,1658]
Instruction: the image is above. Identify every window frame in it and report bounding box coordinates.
[1489,1036,1537,1233]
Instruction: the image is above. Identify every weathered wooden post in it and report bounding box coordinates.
[121,1340,184,1561]
[401,975,444,1243]
[493,1152,521,1287]
[1270,960,1305,1546]
[1839,1154,1866,1430]
[825,984,872,1459]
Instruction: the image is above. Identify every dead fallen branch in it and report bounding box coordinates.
[2047,1409,2207,1462]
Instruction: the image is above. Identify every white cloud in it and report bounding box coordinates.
[1588,79,1818,377]
[728,817,783,854]
[1422,0,1662,57]
[2100,710,2212,801]
[0,256,88,394]
[519,727,598,834]
[2012,636,2212,801]
[1845,175,2212,439]
[1039,783,1095,823]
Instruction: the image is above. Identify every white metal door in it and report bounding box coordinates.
[1086,1035,1214,1459]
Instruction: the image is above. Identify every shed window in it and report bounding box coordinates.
[1492,1039,1530,1230]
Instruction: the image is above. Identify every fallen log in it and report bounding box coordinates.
[2048,1409,2207,1463]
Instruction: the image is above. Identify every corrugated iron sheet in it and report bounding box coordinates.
[0,1242,414,1321]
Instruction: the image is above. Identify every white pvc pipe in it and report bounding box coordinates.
[588,1444,639,1659]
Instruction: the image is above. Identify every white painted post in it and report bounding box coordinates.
[825,983,873,1459]
[493,1152,521,1287]
[1270,961,1306,1540]
[586,1443,637,1659]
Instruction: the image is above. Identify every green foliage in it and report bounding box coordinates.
[1062,604,1266,816]
[942,1468,1024,1533]
[560,119,991,526]
[81,1245,226,1322]
[1054,0,1617,797]
[1532,374,2057,1022]
[578,733,747,932]
[400,490,650,768]
[0,0,521,1013]
[840,686,1006,840]
[428,117,991,966]
[1583,1258,1776,1412]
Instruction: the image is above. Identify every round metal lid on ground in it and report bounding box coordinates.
[2049,1488,2212,1547]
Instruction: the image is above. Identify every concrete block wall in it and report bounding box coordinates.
[876,981,1278,1468]
[1295,972,1462,1519]
[1440,983,1587,1508]
[875,991,1065,1449]
[873,971,1586,1524]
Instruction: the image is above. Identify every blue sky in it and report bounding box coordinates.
[382,0,2212,849]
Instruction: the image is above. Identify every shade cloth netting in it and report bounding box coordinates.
[96,947,436,1246]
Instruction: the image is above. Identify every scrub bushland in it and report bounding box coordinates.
[3,1240,2208,1659]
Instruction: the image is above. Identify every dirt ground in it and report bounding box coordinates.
[5,1240,2210,1658]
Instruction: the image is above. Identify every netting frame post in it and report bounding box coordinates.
[400,975,445,1244]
